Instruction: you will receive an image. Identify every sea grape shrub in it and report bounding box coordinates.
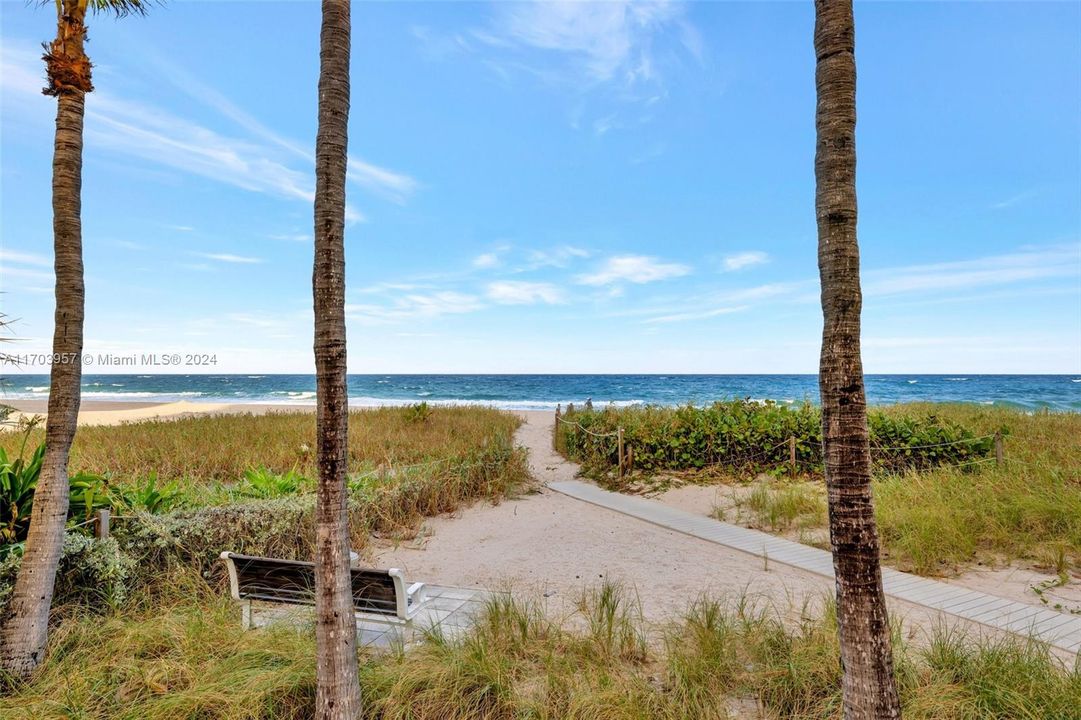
[867,414,996,473]
[557,402,994,478]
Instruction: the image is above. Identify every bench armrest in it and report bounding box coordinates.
[220,551,241,601]
[406,582,427,607]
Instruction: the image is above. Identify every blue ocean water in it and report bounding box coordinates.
[2,374,1080,411]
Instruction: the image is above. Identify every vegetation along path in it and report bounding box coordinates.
[537,429,1081,656]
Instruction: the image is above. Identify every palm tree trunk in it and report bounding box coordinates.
[0,8,89,680]
[814,1,902,718]
[312,1,360,717]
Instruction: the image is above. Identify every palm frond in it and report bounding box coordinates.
[38,0,157,19]
[84,0,156,18]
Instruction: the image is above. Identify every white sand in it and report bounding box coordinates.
[374,411,1040,651]
[6,400,306,427]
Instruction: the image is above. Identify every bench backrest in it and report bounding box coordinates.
[221,552,399,616]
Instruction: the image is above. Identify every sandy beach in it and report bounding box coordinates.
[4,399,314,427]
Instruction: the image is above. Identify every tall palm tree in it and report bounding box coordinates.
[813,1,902,718]
[0,0,150,681]
[312,0,361,717]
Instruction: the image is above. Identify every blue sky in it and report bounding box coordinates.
[1,1,1079,374]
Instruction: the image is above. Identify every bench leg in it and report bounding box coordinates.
[241,599,252,630]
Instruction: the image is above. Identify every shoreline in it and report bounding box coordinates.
[2,399,557,427]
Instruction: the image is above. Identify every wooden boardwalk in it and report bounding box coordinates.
[548,480,1081,655]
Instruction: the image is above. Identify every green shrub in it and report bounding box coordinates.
[556,401,994,480]
[238,467,305,499]
[0,533,135,614]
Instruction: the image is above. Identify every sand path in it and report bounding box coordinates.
[373,412,967,642]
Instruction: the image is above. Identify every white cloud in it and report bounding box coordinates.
[346,292,484,325]
[576,255,690,286]
[269,233,312,243]
[723,251,769,271]
[864,244,1080,297]
[486,281,565,305]
[526,246,590,269]
[148,51,419,204]
[346,158,419,205]
[472,252,501,269]
[0,44,407,223]
[487,0,687,85]
[643,305,748,324]
[0,249,51,267]
[193,252,263,264]
[1,266,53,282]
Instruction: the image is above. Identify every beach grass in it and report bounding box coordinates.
[557,403,1081,574]
[0,405,522,486]
[0,406,532,608]
[2,578,1076,719]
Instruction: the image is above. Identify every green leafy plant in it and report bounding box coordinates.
[0,439,45,545]
[403,401,433,424]
[68,471,110,523]
[111,473,182,514]
[238,467,304,499]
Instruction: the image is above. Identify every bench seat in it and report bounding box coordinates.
[220,552,427,628]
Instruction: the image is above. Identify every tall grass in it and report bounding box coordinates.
[0,406,522,485]
[4,579,1076,719]
[560,403,1080,574]
[0,407,533,612]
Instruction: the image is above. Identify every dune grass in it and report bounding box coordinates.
[3,578,1077,719]
[0,405,522,486]
[0,406,532,612]
[558,403,1081,575]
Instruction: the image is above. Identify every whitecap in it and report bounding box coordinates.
[25,386,49,393]
[907,380,918,384]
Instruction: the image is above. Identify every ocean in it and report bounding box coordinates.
[2,374,1080,412]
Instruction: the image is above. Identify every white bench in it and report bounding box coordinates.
[220,551,427,630]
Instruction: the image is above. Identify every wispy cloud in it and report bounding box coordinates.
[193,252,263,265]
[269,233,312,243]
[643,305,748,324]
[0,249,51,267]
[525,246,590,269]
[486,281,565,305]
[990,189,1039,210]
[576,255,690,286]
[346,292,484,325]
[148,51,419,205]
[864,244,1079,297]
[472,252,501,269]
[0,43,412,223]
[483,1,691,87]
[723,251,769,272]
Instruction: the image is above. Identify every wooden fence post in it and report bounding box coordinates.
[994,431,1003,466]
[789,436,797,476]
[617,427,625,478]
[95,508,110,540]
